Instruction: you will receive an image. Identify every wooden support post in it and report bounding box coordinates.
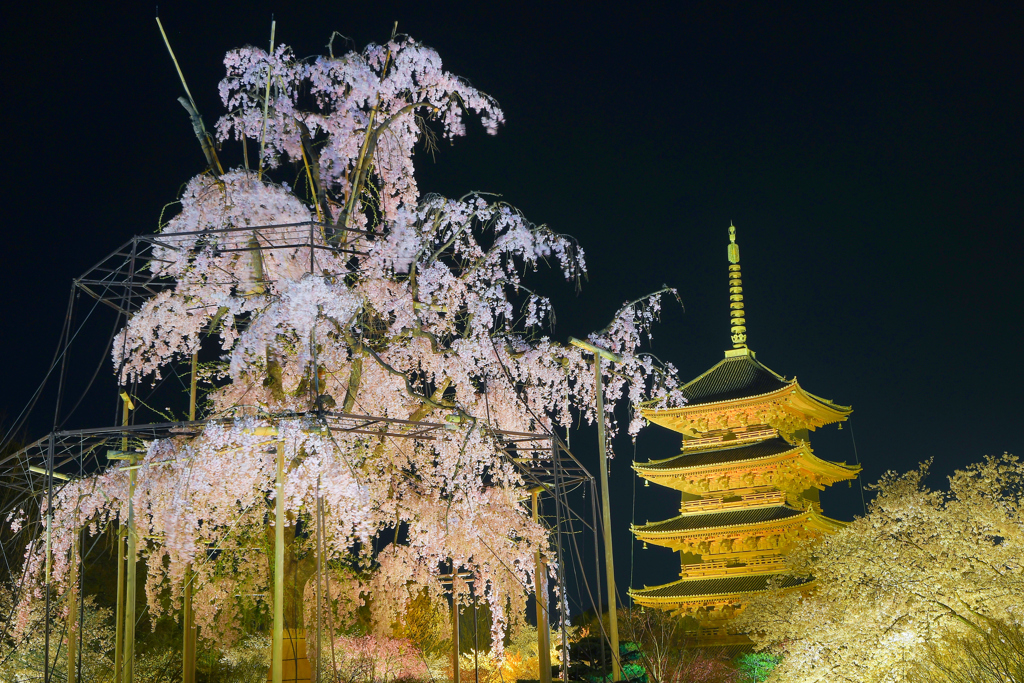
[44,435,53,683]
[452,595,460,683]
[123,465,137,683]
[183,352,198,683]
[43,505,51,679]
[532,489,552,683]
[568,337,623,682]
[182,564,196,683]
[120,392,136,683]
[114,527,125,683]
[594,357,621,681]
[67,532,78,683]
[272,440,286,683]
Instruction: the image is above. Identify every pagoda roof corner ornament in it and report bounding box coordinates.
[727,223,748,353]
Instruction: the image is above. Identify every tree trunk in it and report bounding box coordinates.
[267,513,317,682]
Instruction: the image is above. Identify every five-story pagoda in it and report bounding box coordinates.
[628,225,859,644]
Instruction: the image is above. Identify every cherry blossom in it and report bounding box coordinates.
[737,454,1024,683]
[18,32,684,649]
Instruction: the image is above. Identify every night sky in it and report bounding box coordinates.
[2,2,1022,616]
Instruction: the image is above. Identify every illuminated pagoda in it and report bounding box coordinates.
[628,225,859,644]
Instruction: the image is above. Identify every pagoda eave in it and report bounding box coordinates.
[642,384,851,438]
[634,508,847,554]
[628,572,813,609]
[634,443,860,496]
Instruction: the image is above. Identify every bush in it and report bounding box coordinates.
[619,608,741,683]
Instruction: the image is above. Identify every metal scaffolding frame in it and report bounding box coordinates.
[72,220,367,318]
[0,219,611,683]
[2,414,597,683]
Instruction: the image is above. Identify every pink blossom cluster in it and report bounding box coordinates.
[216,38,503,226]
[319,634,429,683]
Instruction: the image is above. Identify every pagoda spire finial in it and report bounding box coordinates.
[727,223,747,350]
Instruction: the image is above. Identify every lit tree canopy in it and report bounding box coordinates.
[736,453,1024,683]
[16,34,684,649]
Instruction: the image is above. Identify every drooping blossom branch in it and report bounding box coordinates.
[19,32,685,648]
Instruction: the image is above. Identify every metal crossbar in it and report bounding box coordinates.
[73,221,367,316]
[0,217,605,683]
[0,412,591,497]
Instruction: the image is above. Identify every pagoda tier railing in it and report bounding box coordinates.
[679,555,788,579]
[680,427,778,451]
[681,490,786,512]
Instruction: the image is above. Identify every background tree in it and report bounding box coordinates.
[736,453,1024,683]
[909,612,1024,683]
[619,608,739,683]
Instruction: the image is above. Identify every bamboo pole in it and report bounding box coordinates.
[182,564,196,683]
[67,532,78,683]
[258,20,277,181]
[272,440,286,683]
[189,352,198,423]
[44,434,54,683]
[113,392,129,683]
[156,17,224,176]
[43,502,51,681]
[315,479,323,683]
[532,489,552,683]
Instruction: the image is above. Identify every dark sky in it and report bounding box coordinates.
[2,2,1022,614]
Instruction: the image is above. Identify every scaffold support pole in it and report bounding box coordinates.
[272,440,285,683]
[532,488,552,683]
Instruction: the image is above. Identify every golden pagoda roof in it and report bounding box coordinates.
[634,505,803,535]
[642,350,852,436]
[633,436,860,488]
[676,349,792,406]
[639,436,796,470]
[629,572,810,601]
[633,505,848,549]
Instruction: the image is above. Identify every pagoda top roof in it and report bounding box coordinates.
[640,436,797,470]
[678,350,791,407]
[635,505,803,534]
[641,348,852,436]
[630,573,809,600]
